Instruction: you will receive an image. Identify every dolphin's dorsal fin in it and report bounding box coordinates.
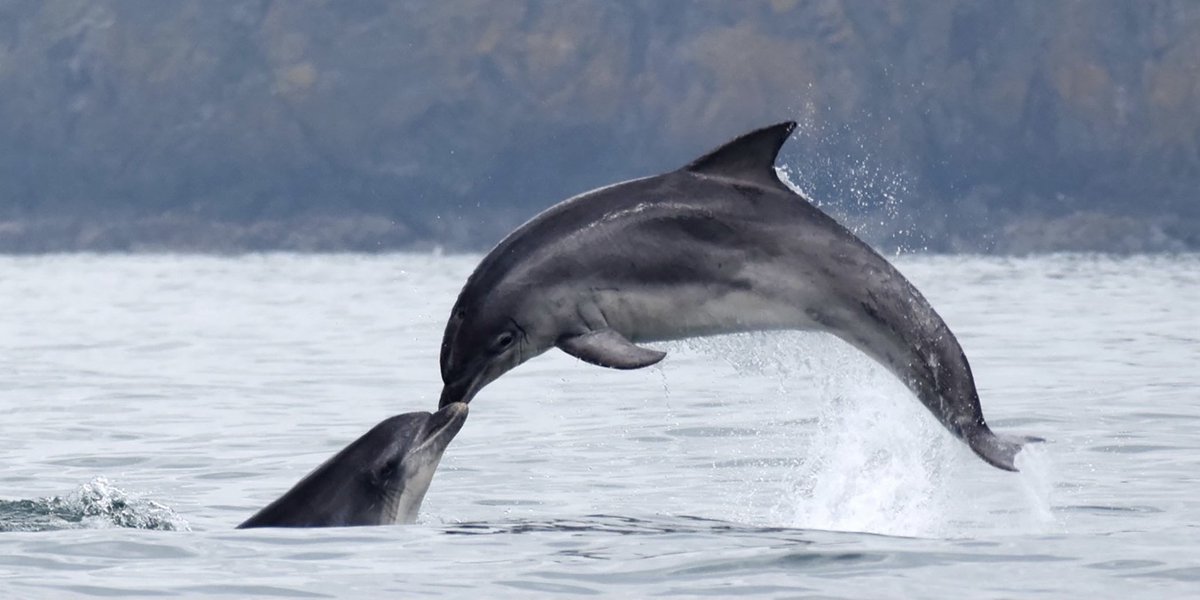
[683,121,796,187]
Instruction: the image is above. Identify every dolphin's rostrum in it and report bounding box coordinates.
[439,122,1039,471]
[238,402,468,528]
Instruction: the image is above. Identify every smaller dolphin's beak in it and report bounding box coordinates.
[427,401,469,436]
[412,401,470,456]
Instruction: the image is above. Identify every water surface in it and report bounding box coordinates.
[2,253,1198,598]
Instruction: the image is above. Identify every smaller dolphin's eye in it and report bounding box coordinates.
[377,461,398,481]
[454,308,466,320]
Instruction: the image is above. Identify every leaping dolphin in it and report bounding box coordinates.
[238,403,468,528]
[438,122,1038,471]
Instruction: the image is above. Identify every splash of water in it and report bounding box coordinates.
[1011,444,1058,530]
[0,476,190,532]
[775,116,925,253]
[672,333,1056,538]
[772,385,957,537]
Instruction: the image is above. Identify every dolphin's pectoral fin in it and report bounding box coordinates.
[557,330,666,370]
[966,429,1046,472]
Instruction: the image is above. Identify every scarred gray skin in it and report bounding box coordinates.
[439,122,1038,471]
[238,403,468,528]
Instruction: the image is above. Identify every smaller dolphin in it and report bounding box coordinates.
[238,403,468,529]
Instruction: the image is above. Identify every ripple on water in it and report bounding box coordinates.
[1086,559,1164,570]
[667,426,762,438]
[1131,567,1200,582]
[34,539,196,560]
[174,585,333,598]
[1090,444,1174,454]
[44,455,150,468]
[1056,504,1164,515]
[35,584,167,598]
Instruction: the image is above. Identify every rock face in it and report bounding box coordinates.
[0,1,1197,252]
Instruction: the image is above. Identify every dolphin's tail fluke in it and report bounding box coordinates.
[966,429,1046,472]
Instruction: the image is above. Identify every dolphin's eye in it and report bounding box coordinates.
[455,308,465,320]
[492,332,515,352]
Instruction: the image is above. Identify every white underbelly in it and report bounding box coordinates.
[594,285,822,342]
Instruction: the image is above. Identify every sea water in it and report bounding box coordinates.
[1,253,1197,598]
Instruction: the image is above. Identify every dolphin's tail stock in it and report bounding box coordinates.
[966,428,1046,472]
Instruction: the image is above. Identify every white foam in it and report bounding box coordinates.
[771,371,956,537]
[671,332,1057,539]
[58,477,189,531]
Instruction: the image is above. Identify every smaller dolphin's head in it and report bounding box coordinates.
[238,402,469,529]
[439,293,547,407]
[364,402,469,525]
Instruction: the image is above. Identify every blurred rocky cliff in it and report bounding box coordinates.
[0,1,1196,252]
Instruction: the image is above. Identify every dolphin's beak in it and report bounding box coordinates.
[440,348,521,407]
[439,375,478,408]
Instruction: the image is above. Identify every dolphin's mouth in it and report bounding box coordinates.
[439,376,480,408]
[412,402,469,455]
